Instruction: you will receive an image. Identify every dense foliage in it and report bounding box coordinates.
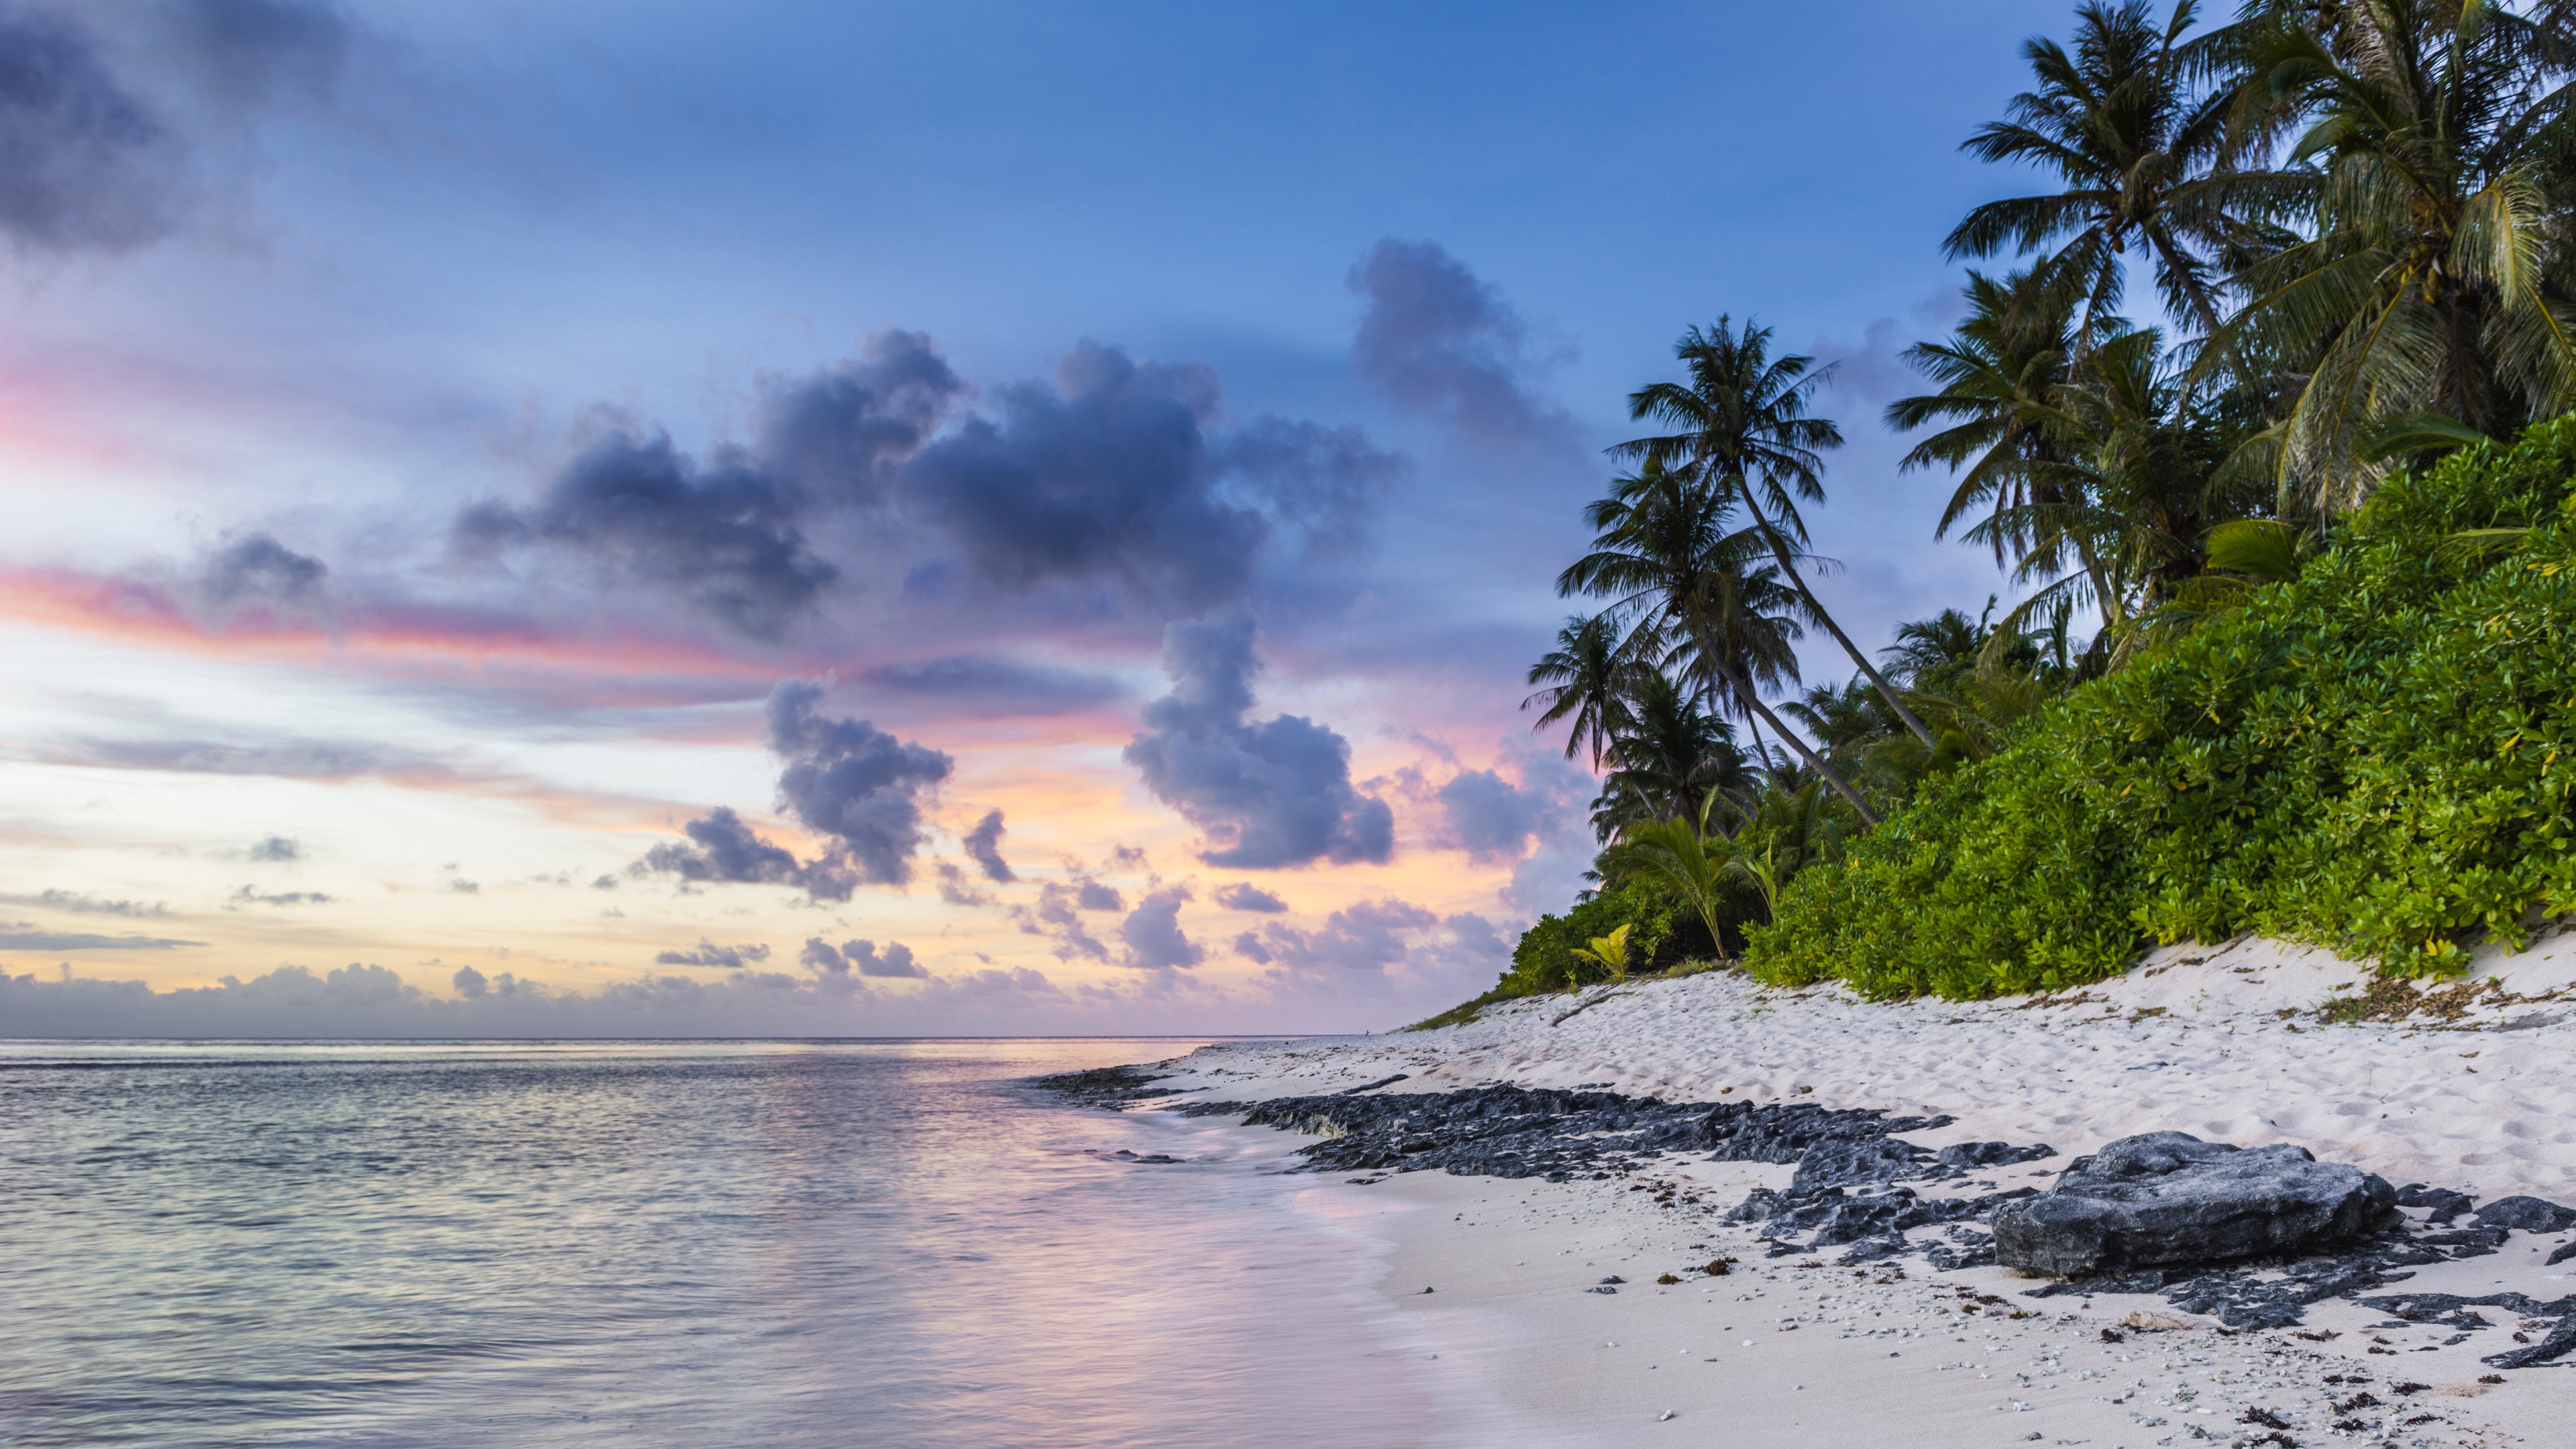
[1750,419,2576,996]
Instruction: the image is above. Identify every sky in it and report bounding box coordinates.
[0,0,2086,1037]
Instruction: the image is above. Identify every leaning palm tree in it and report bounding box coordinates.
[2212,0,2576,512]
[1557,461,1883,824]
[1617,317,1938,751]
[1947,0,2279,341]
[1523,612,1635,771]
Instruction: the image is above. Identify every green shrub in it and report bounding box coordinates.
[1748,416,2576,999]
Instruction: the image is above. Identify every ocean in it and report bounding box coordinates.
[0,1038,1458,1448]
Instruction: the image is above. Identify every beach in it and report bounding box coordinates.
[1118,936,2576,1448]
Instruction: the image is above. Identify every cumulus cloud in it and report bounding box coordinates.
[1434,768,1553,863]
[899,341,1268,616]
[653,939,772,969]
[1212,417,1405,561]
[199,533,326,607]
[452,332,960,637]
[800,936,926,983]
[1347,237,1564,443]
[0,922,202,951]
[1012,881,1110,960]
[1212,881,1287,913]
[766,680,953,885]
[961,808,1014,883]
[932,861,991,907]
[451,963,488,998]
[1118,885,1202,971]
[246,835,302,861]
[632,805,855,898]
[1234,898,1436,973]
[1122,611,1393,869]
[0,6,181,252]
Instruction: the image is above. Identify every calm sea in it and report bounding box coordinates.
[0,1038,1463,1448]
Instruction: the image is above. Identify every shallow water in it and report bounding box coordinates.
[0,1038,1456,1448]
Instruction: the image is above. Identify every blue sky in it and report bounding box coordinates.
[2,0,2100,1036]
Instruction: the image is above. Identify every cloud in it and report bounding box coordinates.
[246,835,302,861]
[765,679,953,885]
[0,922,202,950]
[166,0,354,107]
[451,963,488,998]
[1212,881,1287,913]
[653,938,773,969]
[1012,881,1108,960]
[1122,611,1393,869]
[0,7,181,252]
[1434,768,1552,863]
[0,890,168,917]
[898,341,1269,616]
[632,806,855,901]
[1236,898,1436,974]
[800,936,926,983]
[750,330,962,504]
[1347,237,1564,443]
[1212,417,1405,561]
[1073,877,1123,911]
[227,885,332,907]
[932,861,991,906]
[858,655,1124,716]
[1118,885,1202,971]
[199,533,326,607]
[961,808,1015,882]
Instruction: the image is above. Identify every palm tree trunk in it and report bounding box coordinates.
[1717,659,1880,827]
[1738,494,1937,750]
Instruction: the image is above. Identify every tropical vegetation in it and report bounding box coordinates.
[1419,0,2576,1025]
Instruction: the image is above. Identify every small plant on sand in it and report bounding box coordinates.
[1568,923,1634,985]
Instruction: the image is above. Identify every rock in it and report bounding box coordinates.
[1938,1140,2057,1169]
[1790,1138,1933,1192]
[2547,1241,2576,1266]
[1990,1132,2398,1277]
[1599,1275,1626,1284]
[2397,1183,2475,1224]
[2471,1195,2576,1233]
[1587,1285,1619,1295]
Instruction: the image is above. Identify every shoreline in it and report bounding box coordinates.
[1080,936,2576,1447]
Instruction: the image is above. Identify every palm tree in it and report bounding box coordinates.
[2213,0,2576,511]
[1558,461,1883,824]
[1523,612,1634,771]
[1587,667,1751,841]
[1947,0,2274,340]
[1617,317,1938,751]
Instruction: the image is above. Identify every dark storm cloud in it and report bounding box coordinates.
[753,330,961,504]
[800,936,926,981]
[960,808,1014,883]
[245,835,302,861]
[1121,611,1393,869]
[1118,885,1201,971]
[0,922,202,951]
[898,342,1269,616]
[653,938,772,969]
[452,429,837,639]
[0,6,180,252]
[199,533,327,604]
[1234,898,1436,975]
[765,680,953,886]
[1434,768,1550,863]
[857,655,1124,717]
[1212,881,1287,913]
[1212,417,1406,561]
[1347,237,1562,443]
[631,805,856,902]
[451,333,961,638]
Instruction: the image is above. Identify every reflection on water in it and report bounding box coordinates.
[0,1039,1456,1448]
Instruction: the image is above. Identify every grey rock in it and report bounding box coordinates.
[2397,1183,2475,1224]
[2472,1195,2576,1234]
[1938,1140,2056,1170]
[2485,1319,2576,1370]
[1991,1132,2398,1277]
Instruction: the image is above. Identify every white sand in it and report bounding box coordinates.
[1144,934,2576,1448]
